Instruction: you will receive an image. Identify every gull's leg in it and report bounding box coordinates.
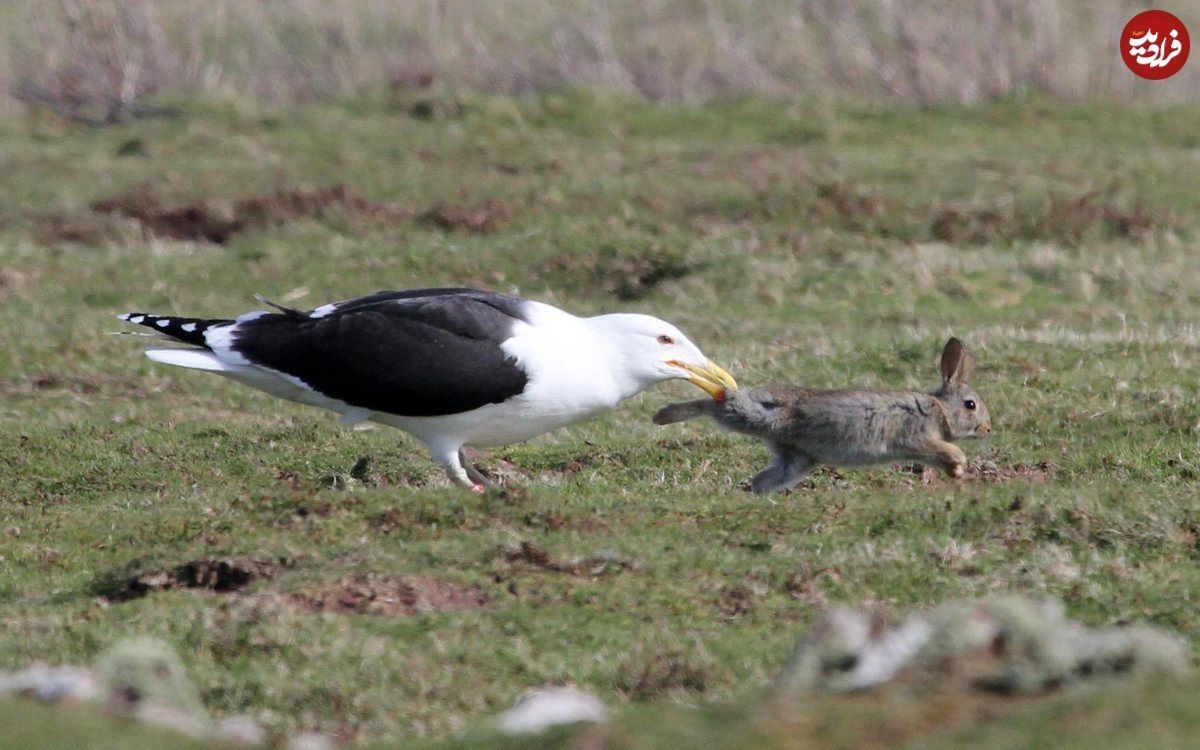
[430,442,483,491]
[751,444,815,494]
[460,450,494,488]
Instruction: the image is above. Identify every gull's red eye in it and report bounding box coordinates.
[657,335,675,345]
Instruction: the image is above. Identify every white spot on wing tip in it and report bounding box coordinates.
[311,303,338,318]
[117,313,131,321]
[155,319,171,328]
[181,323,197,333]
[236,310,269,323]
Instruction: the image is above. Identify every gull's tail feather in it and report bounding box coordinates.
[116,312,232,348]
[144,348,241,372]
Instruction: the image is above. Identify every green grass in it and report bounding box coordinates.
[3,91,1200,747]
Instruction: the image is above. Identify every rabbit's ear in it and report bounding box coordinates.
[956,350,977,384]
[940,337,967,386]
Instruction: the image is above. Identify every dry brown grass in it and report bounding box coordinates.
[4,0,1199,120]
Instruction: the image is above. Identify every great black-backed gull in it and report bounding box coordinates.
[118,288,736,489]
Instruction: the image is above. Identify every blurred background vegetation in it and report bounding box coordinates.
[3,0,1197,124]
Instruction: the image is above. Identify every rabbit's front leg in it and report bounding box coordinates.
[751,445,814,494]
[921,439,966,478]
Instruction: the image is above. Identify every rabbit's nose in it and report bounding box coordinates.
[978,422,992,435]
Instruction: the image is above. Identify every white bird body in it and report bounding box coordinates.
[122,288,735,489]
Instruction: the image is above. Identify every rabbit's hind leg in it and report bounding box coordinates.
[751,445,815,494]
[921,439,966,478]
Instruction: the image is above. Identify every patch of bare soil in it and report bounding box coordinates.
[928,205,1009,245]
[233,184,409,225]
[809,179,886,231]
[504,541,633,577]
[547,245,700,300]
[95,558,284,602]
[696,148,810,192]
[42,183,518,245]
[929,191,1160,246]
[784,566,842,608]
[42,183,413,246]
[537,449,604,480]
[717,583,762,618]
[418,198,515,234]
[286,573,491,616]
[614,646,716,699]
[919,460,1056,487]
[29,373,100,394]
[91,186,243,243]
[33,213,123,245]
[0,267,38,291]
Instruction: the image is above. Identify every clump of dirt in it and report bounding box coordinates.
[233,184,409,225]
[809,180,886,231]
[503,541,633,576]
[316,456,375,491]
[33,213,123,246]
[548,244,700,300]
[929,191,1160,246]
[93,558,284,602]
[419,198,515,234]
[1031,191,1159,245]
[537,449,605,480]
[91,186,243,244]
[928,205,1010,245]
[43,183,413,246]
[613,645,716,699]
[42,183,519,245]
[919,460,1055,486]
[717,583,761,618]
[978,460,1056,483]
[286,573,491,616]
[368,508,411,534]
[799,178,1162,246]
[30,373,99,394]
[784,566,842,608]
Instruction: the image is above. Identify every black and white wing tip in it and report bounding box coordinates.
[116,312,231,347]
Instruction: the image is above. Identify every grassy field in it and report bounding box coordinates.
[3,90,1200,747]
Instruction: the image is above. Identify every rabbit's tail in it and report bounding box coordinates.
[653,399,715,425]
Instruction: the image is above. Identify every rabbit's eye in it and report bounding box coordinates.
[964,399,977,411]
[657,335,675,345]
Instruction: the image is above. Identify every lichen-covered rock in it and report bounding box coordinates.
[0,665,100,703]
[497,686,608,734]
[216,714,270,746]
[775,606,934,691]
[778,595,1190,695]
[287,731,339,750]
[95,637,210,735]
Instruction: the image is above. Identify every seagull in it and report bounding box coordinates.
[118,288,736,489]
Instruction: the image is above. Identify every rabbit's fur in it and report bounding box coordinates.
[653,338,991,494]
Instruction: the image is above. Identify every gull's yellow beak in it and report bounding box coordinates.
[668,360,738,401]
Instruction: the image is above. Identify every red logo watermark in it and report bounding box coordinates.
[1121,10,1189,79]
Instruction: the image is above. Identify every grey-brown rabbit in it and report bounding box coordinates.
[653,338,991,494]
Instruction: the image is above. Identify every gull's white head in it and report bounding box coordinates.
[589,313,737,400]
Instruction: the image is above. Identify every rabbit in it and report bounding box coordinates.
[653,338,991,494]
